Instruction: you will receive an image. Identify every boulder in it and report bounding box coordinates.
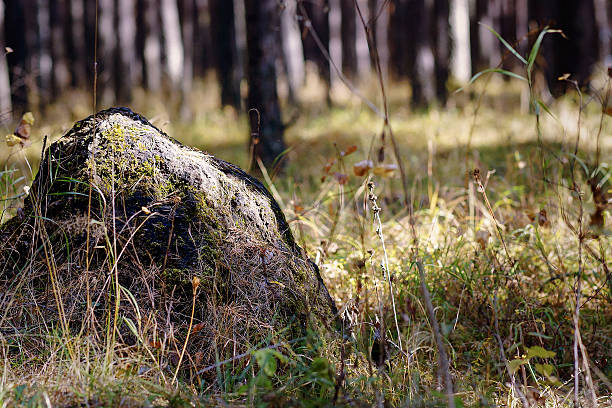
[0,107,338,377]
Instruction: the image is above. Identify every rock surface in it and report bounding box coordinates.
[0,107,338,377]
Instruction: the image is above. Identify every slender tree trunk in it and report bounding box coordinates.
[67,0,88,88]
[210,0,241,109]
[593,0,611,60]
[0,1,12,119]
[515,0,528,56]
[388,0,409,79]
[50,0,70,98]
[116,0,138,103]
[340,0,357,79]
[367,0,388,80]
[179,0,195,118]
[299,0,331,102]
[355,0,371,78]
[37,0,53,106]
[432,0,450,103]
[142,0,162,91]
[161,0,184,88]
[244,0,285,168]
[409,0,435,107]
[471,0,501,72]
[4,0,30,115]
[450,0,471,83]
[281,0,305,103]
[530,0,598,96]
[98,0,116,106]
[329,0,342,89]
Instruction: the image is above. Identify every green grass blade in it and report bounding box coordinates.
[527,28,563,78]
[480,22,527,65]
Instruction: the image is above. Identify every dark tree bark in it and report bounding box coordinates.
[298,0,331,102]
[244,0,285,168]
[340,0,357,78]
[193,0,213,77]
[210,0,241,109]
[4,0,29,114]
[66,0,88,88]
[408,0,435,107]
[50,0,70,97]
[432,0,450,103]
[529,0,598,96]
[388,0,410,79]
[97,0,116,106]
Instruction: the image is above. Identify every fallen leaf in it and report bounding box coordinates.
[373,163,398,177]
[341,145,357,156]
[353,160,373,176]
[191,322,205,334]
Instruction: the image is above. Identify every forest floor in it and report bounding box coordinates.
[1,74,611,407]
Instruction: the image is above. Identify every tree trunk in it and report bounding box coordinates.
[210,0,241,109]
[0,0,12,119]
[450,0,471,83]
[471,0,501,73]
[244,0,285,168]
[432,0,450,103]
[280,0,305,103]
[340,0,357,79]
[98,0,116,106]
[179,0,195,118]
[116,0,139,103]
[142,0,162,91]
[50,0,70,97]
[529,0,598,96]
[67,0,88,88]
[37,0,53,106]
[355,0,371,78]
[593,0,610,61]
[388,0,409,79]
[161,0,184,88]
[409,0,435,107]
[299,0,331,102]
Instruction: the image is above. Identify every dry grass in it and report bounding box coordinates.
[0,69,611,406]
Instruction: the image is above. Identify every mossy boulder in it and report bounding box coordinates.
[0,107,339,379]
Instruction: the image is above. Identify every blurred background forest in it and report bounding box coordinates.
[1,0,610,151]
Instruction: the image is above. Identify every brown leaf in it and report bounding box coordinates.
[323,159,336,174]
[353,160,373,176]
[604,106,612,117]
[373,163,398,178]
[191,322,206,335]
[537,209,549,227]
[341,145,357,156]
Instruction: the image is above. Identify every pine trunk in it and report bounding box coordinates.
[244,0,285,168]
[340,0,357,79]
[160,0,184,89]
[210,0,241,109]
[142,0,162,91]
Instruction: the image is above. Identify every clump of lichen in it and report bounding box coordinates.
[0,107,339,383]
